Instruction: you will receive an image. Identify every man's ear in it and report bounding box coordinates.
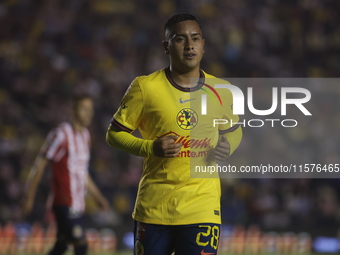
[162,40,169,54]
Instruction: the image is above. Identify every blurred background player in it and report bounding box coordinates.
[22,95,110,255]
[106,14,242,254]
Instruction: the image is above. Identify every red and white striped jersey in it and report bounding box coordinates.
[42,122,91,213]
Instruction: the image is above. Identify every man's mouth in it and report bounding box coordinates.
[184,53,196,59]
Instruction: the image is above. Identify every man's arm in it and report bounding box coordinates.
[87,174,110,211]
[106,125,154,157]
[106,126,182,158]
[22,156,49,216]
[106,76,182,158]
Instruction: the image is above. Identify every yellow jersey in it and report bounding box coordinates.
[110,67,241,225]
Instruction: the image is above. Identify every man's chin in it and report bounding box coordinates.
[180,61,200,72]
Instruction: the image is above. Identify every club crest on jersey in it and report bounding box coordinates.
[176,108,198,130]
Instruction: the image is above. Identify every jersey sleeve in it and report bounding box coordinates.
[218,87,240,135]
[218,86,242,156]
[41,127,67,162]
[109,77,144,133]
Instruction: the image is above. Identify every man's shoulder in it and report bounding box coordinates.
[133,68,166,85]
[201,70,234,100]
[48,122,71,137]
[202,70,230,84]
[55,122,72,131]
[202,70,217,79]
[44,122,71,146]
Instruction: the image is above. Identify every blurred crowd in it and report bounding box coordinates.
[1,0,340,241]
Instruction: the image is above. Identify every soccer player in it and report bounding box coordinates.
[106,14,242,254]
[22,95,110,255]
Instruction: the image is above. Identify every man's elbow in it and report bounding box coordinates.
[105,130,115,147]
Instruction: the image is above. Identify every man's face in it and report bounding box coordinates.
[164,20,205,72]
[74,98,94,127]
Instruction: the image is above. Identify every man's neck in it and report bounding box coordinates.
[168,66,200,88]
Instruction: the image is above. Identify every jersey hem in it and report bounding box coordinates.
[132,216,221,225]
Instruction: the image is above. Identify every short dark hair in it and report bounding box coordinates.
[164,14,200,40]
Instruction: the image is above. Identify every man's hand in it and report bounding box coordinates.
[153,136,182,157]
[215,136,230,161]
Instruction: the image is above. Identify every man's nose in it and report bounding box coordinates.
[185,40,194,50]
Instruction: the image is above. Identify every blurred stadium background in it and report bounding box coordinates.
[1,0,340,254]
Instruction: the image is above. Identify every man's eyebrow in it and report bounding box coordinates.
[174,33,202,37]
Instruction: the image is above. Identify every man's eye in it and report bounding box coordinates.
[193,37,199,41]
[176,38,184,42]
